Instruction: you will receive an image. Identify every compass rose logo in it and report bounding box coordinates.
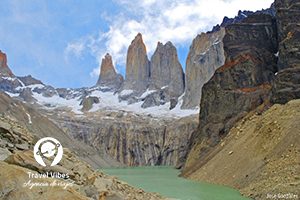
[33,137,63,167]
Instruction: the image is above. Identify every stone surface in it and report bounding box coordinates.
[181,28,226,109]
[0,148,11,161]
[122,33,150,93]
[96,53,123,90]
[184,13,278,171]
[149,42,184,99]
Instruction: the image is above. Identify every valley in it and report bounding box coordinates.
[0,0,299,199]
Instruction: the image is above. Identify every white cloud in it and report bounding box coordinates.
[65,42,85,57]
[66,0,273,77]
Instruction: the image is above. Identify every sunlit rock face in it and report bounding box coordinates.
[123,33,150,93]
[0,50,14,77]
[181,28,226,109]
[96,53,123,90]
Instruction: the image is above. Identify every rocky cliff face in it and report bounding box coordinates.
[123,33,150,93]
[181,28,226,109]
[183,13,278,172]
[150,41,185,98]
[96,53,123,90]
[271,0,300,104]
[0,50,22,93]
[47,110,198,167]
[0,50,14,77]
[275,0,300,70]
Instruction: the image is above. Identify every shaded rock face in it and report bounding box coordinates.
[181,28,226,109]
[184,14,278,171]
[96,53,123,90]
[275,0,300,70]
[271,0,300,104]
[80,96,100,112]
[49,111,198,167]
[0,50,14,77]
[123,33,150,93]
[271,68,300,104]
[150,42,185,99]
[19,88,36,103]
[18,75,43,86]
[210,6,276,33]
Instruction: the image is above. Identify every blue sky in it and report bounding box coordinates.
[0,0,273,88]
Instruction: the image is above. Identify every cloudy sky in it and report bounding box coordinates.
[0,0,273,88]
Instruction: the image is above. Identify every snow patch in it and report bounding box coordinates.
[4,91,19,97]
[32,92,82,114]
[26,88,198,119]
[241,13,248,18]
[16,84,45,91]
[120,89,133,96]
[140,89,156,99]
[88,89,198,118]
[26,113,32,124]
[1,76,17,81]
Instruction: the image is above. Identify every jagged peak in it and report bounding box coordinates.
[132,33,144,44]
[97,53,123,89]
[155,41,176,53]
[104,53,112,60]
[209,5,275,33]
[99,53,116,75]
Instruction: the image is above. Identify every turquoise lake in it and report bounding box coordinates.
[102,166,251,200]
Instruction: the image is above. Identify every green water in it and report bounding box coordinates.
[102,166,251,200]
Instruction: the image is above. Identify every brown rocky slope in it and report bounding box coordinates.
[0,114,165,200]
[0,92,120,168]
[183,99,300,199]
